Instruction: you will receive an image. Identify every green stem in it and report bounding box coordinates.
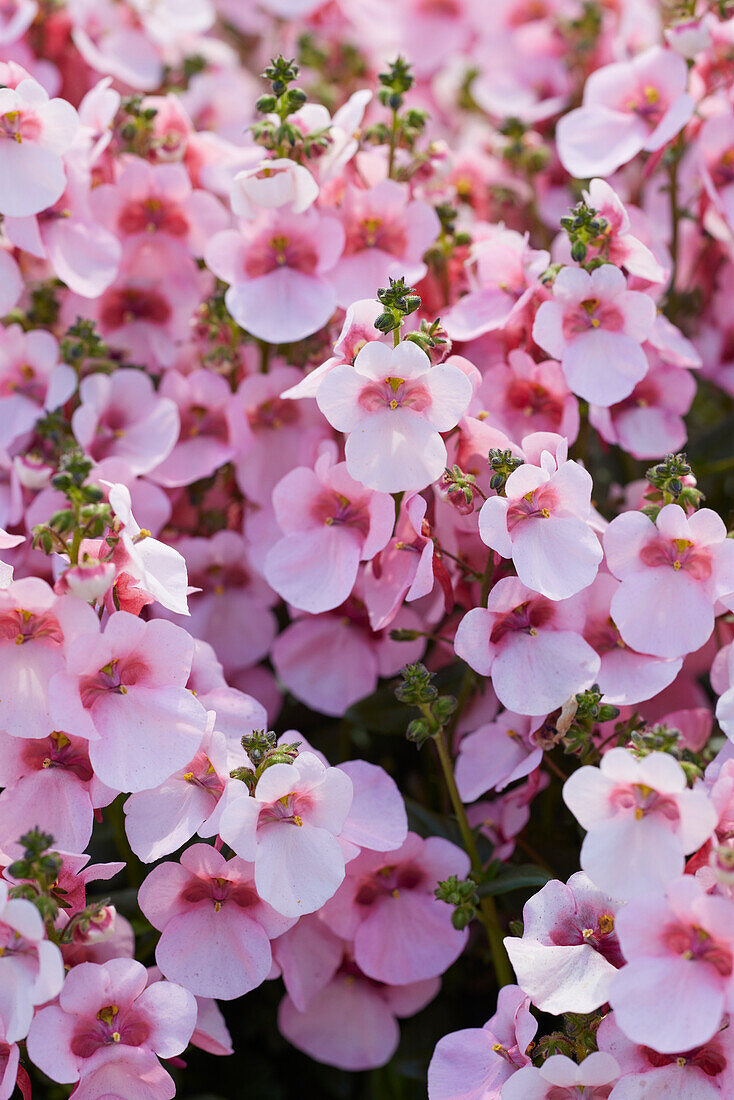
[432,727,513,988]
[387,108,399,179]
[259,340,272,374]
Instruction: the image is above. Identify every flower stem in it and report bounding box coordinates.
[432,726,514,988]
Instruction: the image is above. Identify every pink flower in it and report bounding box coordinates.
[455,577,600,716]
[0,578,98,739]
[231,158,318,218]
[597,1011,734,1098]
[205,207,344,344]
[504,872,623,1015]
[502,1051,620,1099]
[580,179,666,283]
[444,227,549,343]
[582,573,682,706]
[428,984,537,1100]
[218,752,353,917]
[0,323,75,452]
[474,349,579,445]
[264,450,394,614]
[148,368,240,488]
[589,362,696,460]
[603,503,734,659]
[328,180,439,309]
[478,447,602,600]
[26,957,196,1084]
[361,491,438,631]
[138,844,294,999]
[316,339,473,493]
[231,365,331,506]
[91,158,227,258]
[556,46,694,178]
[123,721,231,862]
[532,264,656,406]
[563,748,717,901]
[49,612,208,793]
[278,951,439,1072]
[271,600,426,716]
[609,876,734,1052]
[72,369,179,476]
[106,483,190,616]
[455,711,543,802]
[0,729,116,855]
[320,832,470,985]
[0,880,64,1043]
[155,530,276,671]
[0,67,79,216]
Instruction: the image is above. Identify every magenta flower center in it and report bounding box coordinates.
[639,537,712,578]
[663,923,733,976]
[358,375,432,414]
[245,231,318,277]
[70,1003,151,1059]
[118,196,189,237]
[0,607,62,646]
[490,599,555,644]
[100,287,172,328]
[507,485,558,531]
[181,874,259,912]
[79,655,149,707]
[344,215,407,257]
[354,862,425,905]
[563,298,624,339]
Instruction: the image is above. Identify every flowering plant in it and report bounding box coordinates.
[2,2,734,1098]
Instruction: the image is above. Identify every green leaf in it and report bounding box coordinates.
[477,864,552,896]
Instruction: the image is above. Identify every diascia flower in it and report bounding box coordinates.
[316,339,472,493]
[532,264,656,407]
[218,752,353,918]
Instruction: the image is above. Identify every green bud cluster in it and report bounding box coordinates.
[488,448,524,495]
[435,875,480,930]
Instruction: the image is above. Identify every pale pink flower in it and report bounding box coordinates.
[428,984,537,1100]
[49,611,208,793]
[361,491,439,631]
[454,576,600,716]
[603,503,734,659]
[123,721,231,862]
[580,179,666,282]
[138,844,294,1000]
[91,158,228,258]
[597,1011,734,1098]
[320,832,470,985]
[279,952,439,1072]
[456,711,543,802]
[563,748,717,901]
[265,449,394,614]
[26,957,196,1084]
[72,369,179,476]
[582,573,682,707]
[0,578,98,740]
[0,729,116,855]
[155,530,277,671]
[556,46,694,178]
[231,158,318,219]
[317,339,472,493]
[271,601,425,716]
[0,324,75,452]
[474,349,579,445]
[106,482,190,616]
[218,752,353,917]
[504,872,623,1015]
[532,264,656,406]
[328,180,439,309]
[609,876,734,1052]
[502,1051,620,1099]
[149,369,241,488]
[444,226,549,343]
[0,66,79,216]
[205,207,344,344]
[0,880,64,1043]
[478,447,602,600]
[589,362,696,460]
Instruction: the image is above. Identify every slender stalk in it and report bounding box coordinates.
[387,108,399,179]
[433,727,513,988]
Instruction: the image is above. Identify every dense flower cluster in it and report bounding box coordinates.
[2,0,734,1096]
